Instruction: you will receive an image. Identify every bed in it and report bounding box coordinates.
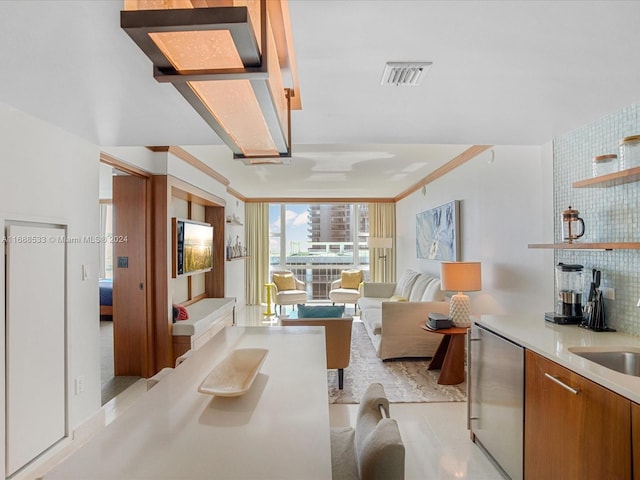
[99,278,113,316]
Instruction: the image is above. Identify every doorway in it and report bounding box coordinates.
[99,157,152,404]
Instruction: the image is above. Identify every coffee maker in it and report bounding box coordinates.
[545,263,584,324]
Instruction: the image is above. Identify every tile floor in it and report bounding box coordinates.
[20,304,505,480]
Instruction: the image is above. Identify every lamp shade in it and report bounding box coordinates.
[369,237,393,249]
[440,262,482,292]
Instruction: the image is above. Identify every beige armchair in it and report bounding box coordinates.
[271,270,307,314]
[281,314,353,389]
[329,269,363,314]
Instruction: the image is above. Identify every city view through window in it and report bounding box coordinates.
[269,204,370,300]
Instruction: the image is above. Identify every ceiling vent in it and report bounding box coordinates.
[380,62,432,86]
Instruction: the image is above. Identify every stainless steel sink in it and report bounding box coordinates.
[569,348,640,376]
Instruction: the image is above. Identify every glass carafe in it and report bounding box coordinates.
[561,206,585,243]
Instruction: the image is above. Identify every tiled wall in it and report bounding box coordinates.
[554,104,640,335]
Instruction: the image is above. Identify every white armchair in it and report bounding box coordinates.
[329,269,363,314]
[271,270,307,314]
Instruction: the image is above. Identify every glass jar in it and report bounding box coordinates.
[592,154,618,177]
[619,135,640,170]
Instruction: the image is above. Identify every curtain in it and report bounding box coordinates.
[368,202,396,283]
[245,202,270,305]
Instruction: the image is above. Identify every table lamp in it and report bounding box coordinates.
[440,261,482,328]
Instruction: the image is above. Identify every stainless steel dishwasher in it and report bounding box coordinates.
[468,323,524,480]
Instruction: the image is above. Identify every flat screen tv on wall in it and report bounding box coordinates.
[172,218,214,277]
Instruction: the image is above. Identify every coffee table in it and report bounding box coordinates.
[419,322,467,385]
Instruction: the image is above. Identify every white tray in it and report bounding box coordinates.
[198,348,269,397]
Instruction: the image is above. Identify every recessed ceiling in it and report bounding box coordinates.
[1,1,639,198]
[180,143,473,198]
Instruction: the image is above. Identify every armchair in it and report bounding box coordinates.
[281,309,353,389]
[271,270,307,314]
[329,269,363,314]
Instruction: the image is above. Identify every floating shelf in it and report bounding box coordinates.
[226,220,243,226]
[572,166,640,188]
[528,242,640,250]
[226,256,249,262]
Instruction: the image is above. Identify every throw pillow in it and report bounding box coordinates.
[388,295,408,302]
[172,304,189,321]
[297,305,345,318]
[273,272,296,291]
[341,269,363,289]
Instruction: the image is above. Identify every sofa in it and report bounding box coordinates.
[357,270,448,360]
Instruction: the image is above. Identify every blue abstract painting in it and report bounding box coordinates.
[416,200,459,261]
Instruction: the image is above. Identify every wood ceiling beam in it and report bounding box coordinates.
[394,145,493,202]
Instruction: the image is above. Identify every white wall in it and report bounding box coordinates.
[396,145,555,315]
[102,146,167,175]
[0,102,101,472]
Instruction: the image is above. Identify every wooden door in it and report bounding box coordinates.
[113,175,148,376]
[5,223,66,476]
[525,350,631,479]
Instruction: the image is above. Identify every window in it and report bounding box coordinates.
[269,203,369,300]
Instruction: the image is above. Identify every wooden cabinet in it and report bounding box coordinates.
[525,350,631,479]
[633,402,640,480]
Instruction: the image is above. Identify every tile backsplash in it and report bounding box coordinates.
[554,104,640,335]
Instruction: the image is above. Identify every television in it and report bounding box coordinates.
[172,218,214,277]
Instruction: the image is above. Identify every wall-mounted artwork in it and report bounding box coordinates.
[416,200,459,261]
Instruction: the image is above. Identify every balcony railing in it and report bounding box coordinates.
[270,241,370,301]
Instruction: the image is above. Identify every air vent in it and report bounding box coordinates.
[380,62,432,86]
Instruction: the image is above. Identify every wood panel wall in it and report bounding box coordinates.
[151,175,226,372]
[205,206,225,298]
[151,175,171,372]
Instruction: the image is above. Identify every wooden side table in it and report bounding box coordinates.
[419,323,468,385]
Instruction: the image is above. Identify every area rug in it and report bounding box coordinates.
[327,321,467,404]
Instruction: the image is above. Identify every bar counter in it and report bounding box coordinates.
[45,326,332,480]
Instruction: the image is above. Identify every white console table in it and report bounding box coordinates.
[45,326,332,479]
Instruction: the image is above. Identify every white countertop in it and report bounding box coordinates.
[45,326,332,480]
[475,314,640,403]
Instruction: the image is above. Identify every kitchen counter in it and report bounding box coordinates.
[475,314,640,403]
[44,326,332,479]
